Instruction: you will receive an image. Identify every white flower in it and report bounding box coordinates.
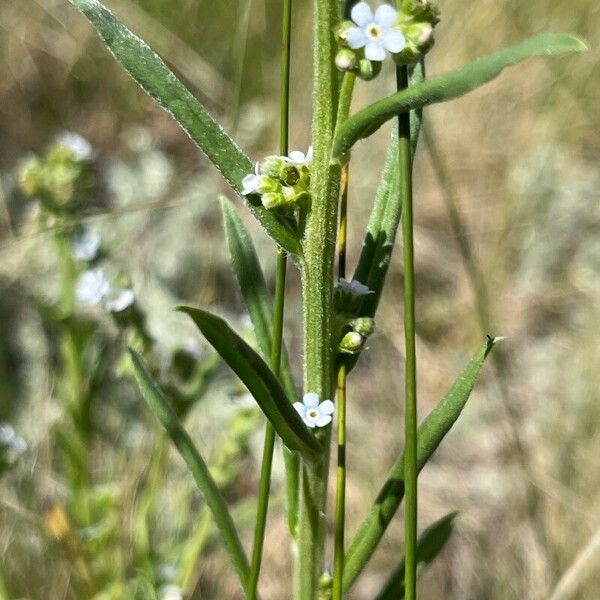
[336,278,373,296]
[104,288,135,312]
[293,393,334,428]
[241,163,262,195]
[346,2,406,62]
[287,146,313,166]
[72,229,101,261]
[56,131,94,161]
[0,424,27,457]
[159,584,183,600]
[183,338,204,360]
[76,269,110,306]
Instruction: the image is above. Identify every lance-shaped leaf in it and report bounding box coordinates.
[375,512,458,599]
[333,33,586,157]
[68,0,301,256]
[220,197,297,401]
[128,350,250,589]
[220,197,300,531]
[343,337,500,591]
[178,306,321,463]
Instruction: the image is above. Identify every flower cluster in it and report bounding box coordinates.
[335,1,440,78]
[242,147,312,211]
[18,131,97,216]
[76,268,135,313]
[294,393,334,429]
[334,278,376,354]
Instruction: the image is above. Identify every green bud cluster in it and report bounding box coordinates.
[18,141,96,217]
[395,0,440,65]
[337,316,375,355]
[256,155,310,211]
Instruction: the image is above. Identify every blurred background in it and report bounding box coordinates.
[0,0,598,598]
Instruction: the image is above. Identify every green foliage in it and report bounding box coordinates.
[68,0,302,256]
[178,306,322,463]
[128,349,250,590]
[333,33,586,157]
[343,337,500,591]
[375,512,458,599]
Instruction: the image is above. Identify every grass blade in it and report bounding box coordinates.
[343,337,501,591]
[178,306,321,463]
[68,0,301,255]
[375,512,458,600]
[333,33,586,157]
[128,349,250,591]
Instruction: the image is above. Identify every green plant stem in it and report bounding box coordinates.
[296,0,340,596]
[332,72,354,597]
[397,64,417,600]
[247,0,293,596]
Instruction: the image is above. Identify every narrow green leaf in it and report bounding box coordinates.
[353,63,425,322]
[177,306,321,463]
[128,350,250,589]
[343,337,500,591]
[68,0,301,256]
[333,33,586,157]
[375,512,458,600]
[220,196,300,533]
[220,197,297,401]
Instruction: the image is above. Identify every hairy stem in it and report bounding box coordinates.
[296,0,340,596]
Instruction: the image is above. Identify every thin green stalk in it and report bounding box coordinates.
[332,74,354,598]
[296,0,340,596]
[396,63,417,600]
[247,0,293,596]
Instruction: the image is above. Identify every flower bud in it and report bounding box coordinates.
[334,20,355,47]
[261,192,286,210]
[335,48,358,73]
[256,176,281,195]
[260,155,288,178]
[350,317,375,337]
[401,0,440,24]
[357,58,382,81]
[339,331,366,354]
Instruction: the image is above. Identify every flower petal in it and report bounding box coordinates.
[319,400,335,415]
[346,27,367,50]
[304,419,317,428]
[293,402,305,416]
[351,2,373,27]
[305,145,313,164]
[383,29,406,53]
[242,174,260,195]
[288,150,305,164]
[364,41,386,62]
[303,392,320,408]
[315,414,332,428]
[374,4,397,28]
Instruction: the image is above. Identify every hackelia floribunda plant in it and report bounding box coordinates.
[64,0,586,597]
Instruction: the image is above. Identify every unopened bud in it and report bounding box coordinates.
[261,155,288,178]
[334,21,355,46]
[357,58,382,81]
[335,48,358,72]
[339,331,366,354]
[261,192,286,210]
[350,317,375,337]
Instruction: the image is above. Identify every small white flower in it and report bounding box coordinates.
[346,2,406,62]
[76,269,110,306]
[287,145,313,166]
[159,584,183,600]
[336,278,373,296]
[72,229,101,261]
[0,424,27,457]
[104,288,135,312]
[56,131,94,161]
[183,338,204,360]
[241,163,262,195]
[293,392,334,428]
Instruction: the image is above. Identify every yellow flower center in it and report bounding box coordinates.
[308,409,319,419]
[367,24,383,40]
